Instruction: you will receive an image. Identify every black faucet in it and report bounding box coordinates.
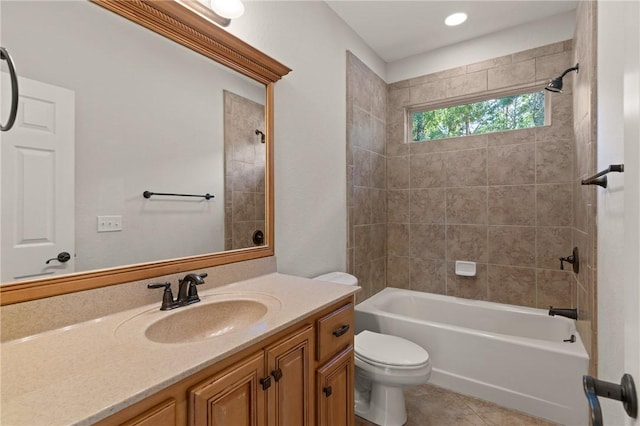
[177,272,208,306]
[549,306,578,320]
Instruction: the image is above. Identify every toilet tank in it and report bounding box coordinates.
[313,272,358,286]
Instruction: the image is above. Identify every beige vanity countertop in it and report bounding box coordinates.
[0,273,358,426]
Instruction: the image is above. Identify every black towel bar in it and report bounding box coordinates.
[581,164,624,188]
[143,191,214,200]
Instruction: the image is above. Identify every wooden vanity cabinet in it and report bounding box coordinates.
[96,298,353,426]
[189,325,314,426]
[315,303,355,426]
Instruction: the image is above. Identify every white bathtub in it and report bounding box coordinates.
[354,287,589,425]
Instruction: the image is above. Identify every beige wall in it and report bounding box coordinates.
[572,0,598,374]
[346,52,388,303]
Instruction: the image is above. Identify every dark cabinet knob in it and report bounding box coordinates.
[45,252,71,264]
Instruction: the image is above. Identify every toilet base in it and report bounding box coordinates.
[355,383,407,426]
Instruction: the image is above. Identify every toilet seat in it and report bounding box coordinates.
[355,330,430,368]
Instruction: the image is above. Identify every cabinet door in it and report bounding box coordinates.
[120,399,176,426]
[190,352,267,426]
[265,325,314,426]
[316,346,354,426]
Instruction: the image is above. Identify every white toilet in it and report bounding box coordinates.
[313,272,432,426]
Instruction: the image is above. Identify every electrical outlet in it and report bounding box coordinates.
[97,215,122,232]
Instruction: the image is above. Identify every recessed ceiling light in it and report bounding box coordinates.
[445,12,467,26]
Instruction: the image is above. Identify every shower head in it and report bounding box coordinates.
[255,129,265,143]
[545,63,579,93]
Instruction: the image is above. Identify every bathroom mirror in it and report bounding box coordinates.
[0,0,290,304]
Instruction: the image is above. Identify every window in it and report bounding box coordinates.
[411,91,546,143]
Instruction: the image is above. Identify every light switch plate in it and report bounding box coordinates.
[97,215,122,232]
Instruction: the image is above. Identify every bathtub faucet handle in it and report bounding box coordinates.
[559,247,580,273]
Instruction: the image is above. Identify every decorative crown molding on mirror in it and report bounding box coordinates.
[0,0,291,306]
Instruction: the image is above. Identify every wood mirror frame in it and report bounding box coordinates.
[0,0,290,306]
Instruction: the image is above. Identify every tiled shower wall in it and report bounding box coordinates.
[386,41,577,309]
[224,91,266,250]
[572,1,598,373]
[347,42,583,309]
[387,41,576,308]
[346,52,388,303]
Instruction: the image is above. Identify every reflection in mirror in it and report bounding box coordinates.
[224,91,267,250]
[0,1,266,284]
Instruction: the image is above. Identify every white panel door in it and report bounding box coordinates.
[1,73,75,282]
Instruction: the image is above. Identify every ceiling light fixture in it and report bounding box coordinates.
[210,0,245,19]
[177,0,244,27]
[445,12,467,27]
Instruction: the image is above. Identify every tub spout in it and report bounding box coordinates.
[549,306,578,320]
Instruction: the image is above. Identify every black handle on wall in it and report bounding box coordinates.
[583,374,638,426]
[0,47,19,132]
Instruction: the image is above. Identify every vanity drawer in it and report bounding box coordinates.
[316,303,354,364]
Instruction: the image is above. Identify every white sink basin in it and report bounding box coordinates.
[115,292,281,344]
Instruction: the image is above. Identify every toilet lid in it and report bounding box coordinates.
[355,331,430,367]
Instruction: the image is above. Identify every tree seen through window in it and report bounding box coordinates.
[411,91,545,142]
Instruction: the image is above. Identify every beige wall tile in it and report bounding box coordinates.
[354,147,371,187]
[536,138,574,184]
[446,71,488,98]
[371,188,387,224]
[387,256,411,288]
[387,121,409,157]
[447,187,488,225]
[573,180,591,233]
[447,225,488,263]
[410,258,446,294]
[536,227,572,269]
[536,270,573,309]
[410,152,447,188]
[410,80,447,105]
[371,118,386,155]
[537,183,572,226]
[371,77,387,121]
[410,224,446,260]
[350,106,373,150]
[387,156,410,189]
[446,262,488,300]
[371,152,386,189]
[488,226,536,267]
[487,60,535,90]
[467,55,512,73]
[487,265,536,307]
[410,134,488,154]
[371,223,386,260]
[488,185,536,226]
[487,128,536,147]
[355,225,373,265]
[352,186,371,225]
[446,148,488,187]
[388,87,410,111]
[410,189,446,224]
[388,223,410,257]
[388,80,409,91]
[535,50,574,81]
[487,143,536,185]
[511,41,566,63]
[387,190,410,223]
[408,66,467,86]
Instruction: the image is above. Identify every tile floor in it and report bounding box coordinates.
[354,384,560,426]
